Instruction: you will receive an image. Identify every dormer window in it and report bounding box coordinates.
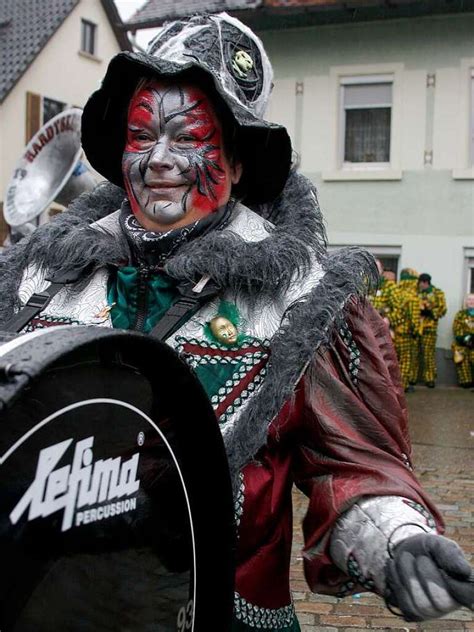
[81,19,96,56]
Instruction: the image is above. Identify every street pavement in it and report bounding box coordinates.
[290,387,474,631]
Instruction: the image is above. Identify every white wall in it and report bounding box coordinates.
[261,14,474,175]
[0,0,121,198]
[329,229,474,348]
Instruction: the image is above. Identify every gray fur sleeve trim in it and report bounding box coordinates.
[0,184,128,324]
[329,496,438,594]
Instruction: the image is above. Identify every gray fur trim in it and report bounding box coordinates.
[223,247,378,492]
[164,170,327,301]
[0,182,128,323]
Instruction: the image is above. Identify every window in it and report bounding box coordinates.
[43,97,66,124]
[377,256,399,279]
[467,258,474,294]
[340,76,393,167]
[81,19,97,56]
[25,92,67,142]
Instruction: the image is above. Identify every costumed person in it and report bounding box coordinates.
[0,14,473,631]
[368,259,401,341]
[452,293,474,388]
[393,268,421,392]
[415,273,447,388]
[383,270,396,282]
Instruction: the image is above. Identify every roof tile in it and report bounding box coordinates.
[127,0,260,27]
[0,0,79,103]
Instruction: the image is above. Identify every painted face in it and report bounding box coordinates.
[122,80,241,231]
[209,316,238,345]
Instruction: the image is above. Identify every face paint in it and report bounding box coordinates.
[122,80,241,231]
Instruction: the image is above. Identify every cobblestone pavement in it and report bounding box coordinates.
[290,387,474,631]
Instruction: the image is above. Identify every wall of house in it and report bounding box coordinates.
[260,13,474,381]
[0,0,121,203]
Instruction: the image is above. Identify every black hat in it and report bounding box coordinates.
[419,273,432,284]
[81,12,292,205]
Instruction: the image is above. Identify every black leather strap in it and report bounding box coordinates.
[2,282,66,333]
[150,297,201,341]
[151,276,219,341]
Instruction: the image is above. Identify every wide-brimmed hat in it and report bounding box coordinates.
[81,12,292,205]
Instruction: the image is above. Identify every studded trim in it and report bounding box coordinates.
[339,322,361,385]
[330,495,438,596]
[175,336,270,425]
[403,499,437,529]
[234,472,245,532]
[25,314,82,332]
[401,452,413,471]
[234,593,296,629]
[346,554,375,592]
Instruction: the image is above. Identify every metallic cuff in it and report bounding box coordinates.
[329,496,437,594]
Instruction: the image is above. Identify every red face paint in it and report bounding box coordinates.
[122,80,239,232]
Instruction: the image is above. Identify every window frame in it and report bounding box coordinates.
[452,59,474,179]
[323,63,403,182]
[466,257,474,294]
[339,74,393,170]
[80,18,97,56]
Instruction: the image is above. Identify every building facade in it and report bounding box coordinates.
[261,11,474,382]
[0,0,130,239]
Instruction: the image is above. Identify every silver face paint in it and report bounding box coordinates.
[122,81,237,231]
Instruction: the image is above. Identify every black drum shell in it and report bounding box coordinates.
[0,326,235,631]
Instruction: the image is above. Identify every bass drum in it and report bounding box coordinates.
[0,327,235,631]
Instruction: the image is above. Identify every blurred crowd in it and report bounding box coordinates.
[369,262,474,391]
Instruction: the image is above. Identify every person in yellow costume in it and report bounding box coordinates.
[368,260,402,340]
[393,269,420,392]
[414,273,447,388]
[452,293,474,388]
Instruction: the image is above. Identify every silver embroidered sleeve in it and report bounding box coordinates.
[329,496,438,595]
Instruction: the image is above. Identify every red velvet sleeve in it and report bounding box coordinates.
[292,298,444,594]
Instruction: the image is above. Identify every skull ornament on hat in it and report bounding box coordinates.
[146,13,273,120]
[81,13,292,205]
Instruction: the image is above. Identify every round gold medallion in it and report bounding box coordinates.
[210,316,238,346]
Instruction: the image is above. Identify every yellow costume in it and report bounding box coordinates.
[413,281,447,386]
[369,277,402,338]
[452,306,474,387]
[393,270,420,391]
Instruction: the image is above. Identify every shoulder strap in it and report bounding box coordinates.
[151,275,219,341]
[2,267,90,334]
[2,282,66,333]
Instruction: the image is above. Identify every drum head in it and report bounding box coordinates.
[0,327,235,631]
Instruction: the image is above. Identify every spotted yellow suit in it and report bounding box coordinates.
[452,309,474,386]
[393,280,421,390]
[413,286,447,384]
[369,278,403,338]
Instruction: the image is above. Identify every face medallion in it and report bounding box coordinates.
[122,80,242,232]
[209,316,238,346]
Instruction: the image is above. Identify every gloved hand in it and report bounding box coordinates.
[385,533,474,621]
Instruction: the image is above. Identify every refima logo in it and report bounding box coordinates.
[9,436,140,532]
